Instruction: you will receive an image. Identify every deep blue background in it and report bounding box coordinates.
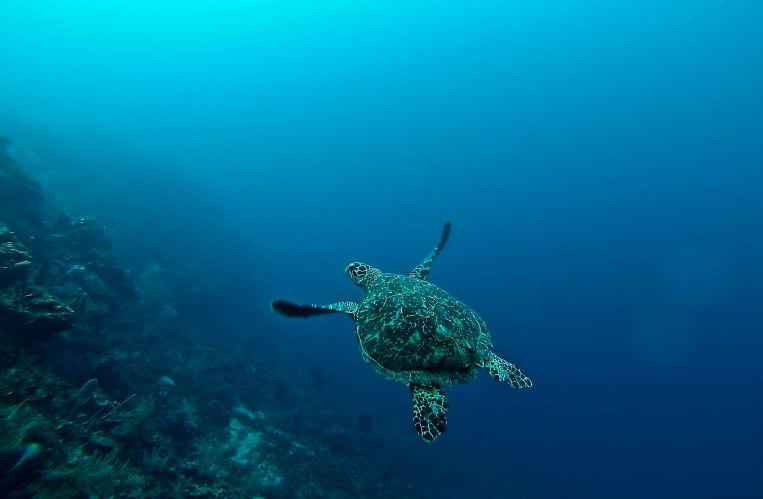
[1,1,761,498]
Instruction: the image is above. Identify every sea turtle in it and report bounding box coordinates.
[271,220,531,442]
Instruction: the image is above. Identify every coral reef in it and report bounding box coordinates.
[0,135,471,499]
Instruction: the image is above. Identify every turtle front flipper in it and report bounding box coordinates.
[486,351,532,389]
[411,384,449,442]
[271,299,358,318]
[410,219,452,281]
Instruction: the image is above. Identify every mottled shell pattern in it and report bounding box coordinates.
[347,263,493,388]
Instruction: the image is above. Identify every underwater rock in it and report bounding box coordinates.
[0,224,84,343]
[0,166,106,343]
[0,223,34,289]
[43,213,136,301]
[0,136,44,241]
[0,282,83,343]
[49,214,110,251]
[65,264,87,284]
[0,442,46,493]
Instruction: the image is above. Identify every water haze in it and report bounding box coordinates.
[1,1,761,498]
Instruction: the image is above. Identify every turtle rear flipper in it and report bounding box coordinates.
[410,219,452,281]
[271,299,358,318]
[486,352,532,389]
[411,384,449,442]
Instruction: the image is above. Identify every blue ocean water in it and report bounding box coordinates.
[1,1,761,498]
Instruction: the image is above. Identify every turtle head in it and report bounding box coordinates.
[345,262,381,291]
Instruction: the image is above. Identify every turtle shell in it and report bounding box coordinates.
[354,273,493,387]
